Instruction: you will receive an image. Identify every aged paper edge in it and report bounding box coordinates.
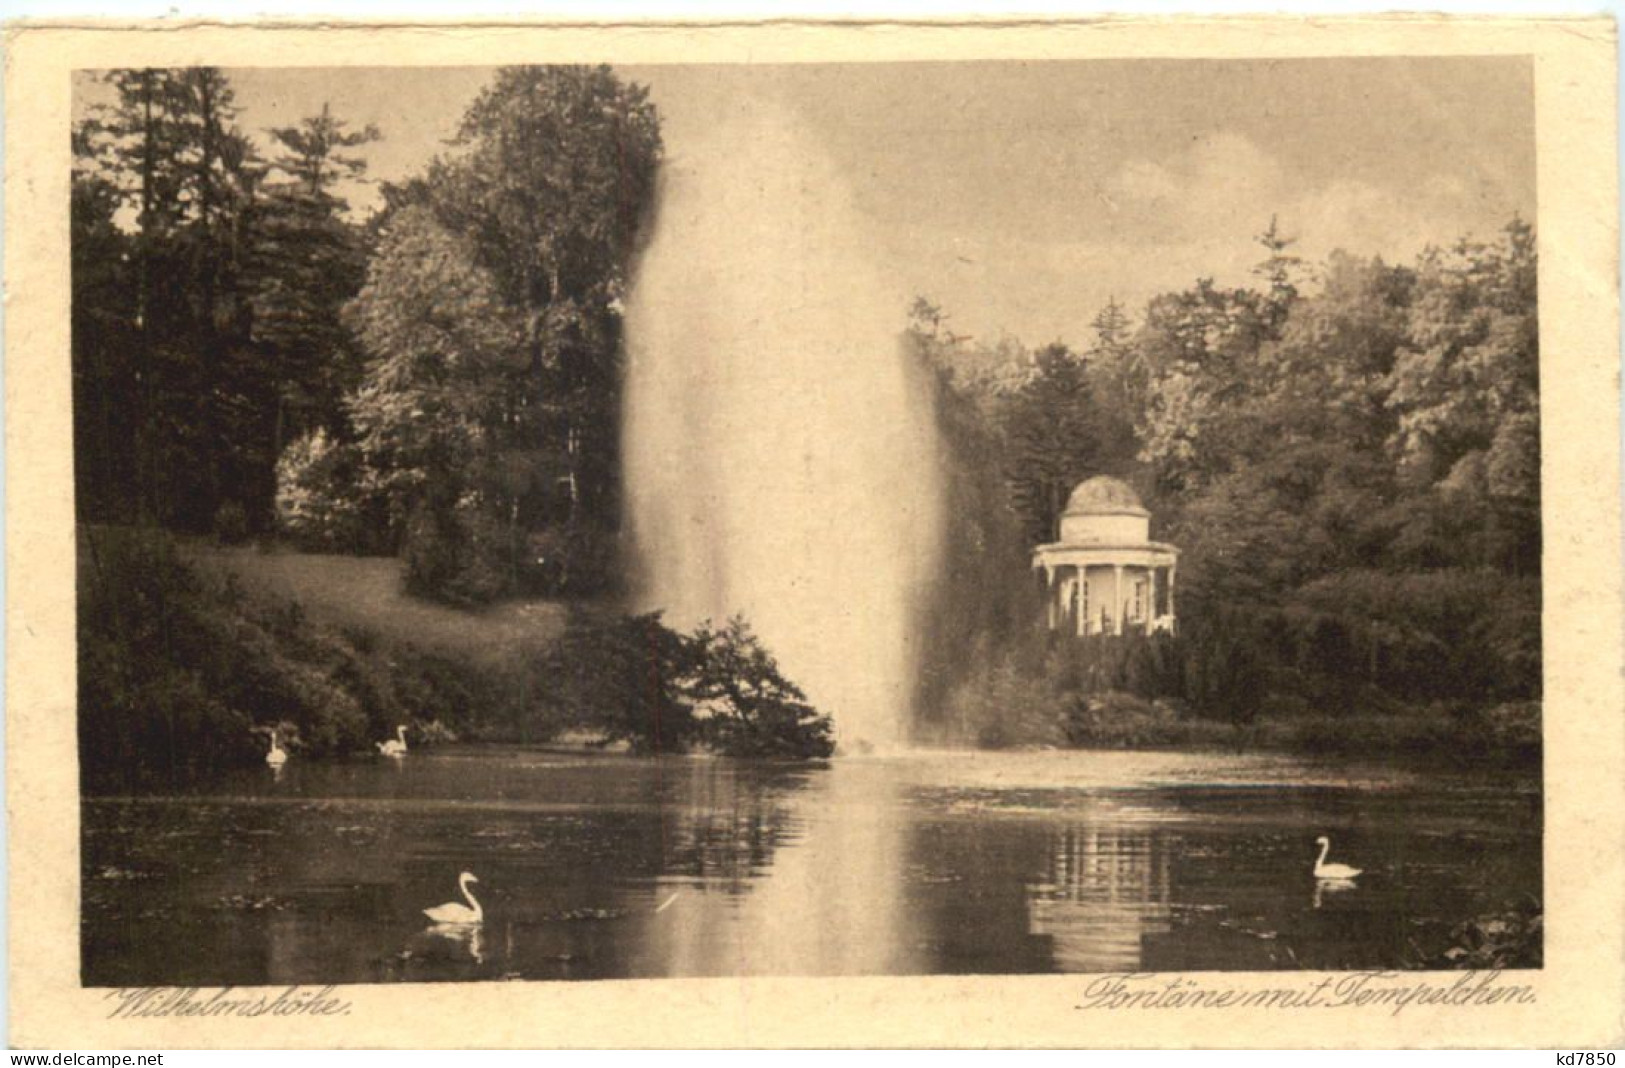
[5,15,1622,1049]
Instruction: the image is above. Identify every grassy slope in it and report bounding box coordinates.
[188,544,572,665]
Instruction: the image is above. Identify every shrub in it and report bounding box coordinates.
[941,652,1067,748]
[213,501,250,545]
[1046,632,1184,701]
[400,494,517,605]
[446,503,515,605]
[540,611,835,759]
[1409,898,1543,969]
[1289,569,1541,702]
[1061,691,1246,749]
[523,522,621,597]
[79,529,260,787]
[400,497,461,600]
[1172,611,1271,725]
[1064,690,1166,748]
[416,719,460,745]
[552,610,696,751]
[275,429,367,552]
[77,526,516,788]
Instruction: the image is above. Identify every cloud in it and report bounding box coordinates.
[1096,132,1285,247]
[899,130,1525,347]
[1107,132,1515,272]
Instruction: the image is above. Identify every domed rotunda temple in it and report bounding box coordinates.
[1033,476,1178,636]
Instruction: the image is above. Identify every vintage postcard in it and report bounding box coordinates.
[5,15,1621,1049]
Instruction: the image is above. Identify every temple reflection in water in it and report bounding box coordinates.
[1027,827,1174,972]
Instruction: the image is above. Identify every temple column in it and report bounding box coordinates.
[1168,560,1177,632]
[1045,567,1057,630]
[1148,566,1158,630]
[1075,566,1088,637]
[1113,564,1124,636]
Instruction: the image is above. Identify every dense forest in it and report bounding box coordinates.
[73,66,659,601]
[73,65,1540,782]
[910,216,1540,757]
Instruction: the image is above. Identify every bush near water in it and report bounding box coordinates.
[934,627,1539,762]
[80,523,1531,785]
[78,527,833,788]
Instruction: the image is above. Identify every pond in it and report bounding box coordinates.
[81,746,1541,985]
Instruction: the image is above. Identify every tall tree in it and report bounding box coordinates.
[346,206,528,601]
[1252,214,1304,335]
[169,68,265,528]
[1132,279,1270,494]
[78,71,188,520]
[251,103,379,470]
[427,65,663,534]
[346,65,662,598]
[1003,342,1135,545]
[267,102,380,199]
[1385,219,1539,572]
[902,300,1035,732]
[75,68,263,529]
[71,156,139,521]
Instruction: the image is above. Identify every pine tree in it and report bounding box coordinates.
[251,103,379,470]
[1252,214,1304,336]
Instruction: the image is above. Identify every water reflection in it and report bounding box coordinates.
[1029,828,1173,972]
[1312,878,1358,910]
[636,761,919,976]
[81,747,1541,985]
[422,923,485,964]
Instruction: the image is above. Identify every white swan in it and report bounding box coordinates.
[377,724,409,757]
[1313,835,1362,880]
[265,732,288,767]
[424,872,483,926]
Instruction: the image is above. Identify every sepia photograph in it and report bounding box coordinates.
[9,11,1625,1050]
[65,54,1548,989]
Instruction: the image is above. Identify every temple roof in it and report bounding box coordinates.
[1063,476,1149,518]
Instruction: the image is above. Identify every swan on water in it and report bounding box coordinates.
[265,732,288,767]
[1313,836,1362,880]
[424,872,483,926]
[377,724,409,757]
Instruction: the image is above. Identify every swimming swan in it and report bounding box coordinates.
[424,872,483,926]
[265,732,288,767]
[1313,836,1362,880]
[377,725,409,757]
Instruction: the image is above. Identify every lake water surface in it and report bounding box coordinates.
[82,747,1540,984]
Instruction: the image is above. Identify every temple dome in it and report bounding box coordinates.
[1063,476,1148,518]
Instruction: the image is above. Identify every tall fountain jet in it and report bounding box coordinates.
[624,101,944,750]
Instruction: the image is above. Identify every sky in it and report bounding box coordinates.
[74,57,1534,347]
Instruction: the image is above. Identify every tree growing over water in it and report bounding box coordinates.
[685,618,836,759]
